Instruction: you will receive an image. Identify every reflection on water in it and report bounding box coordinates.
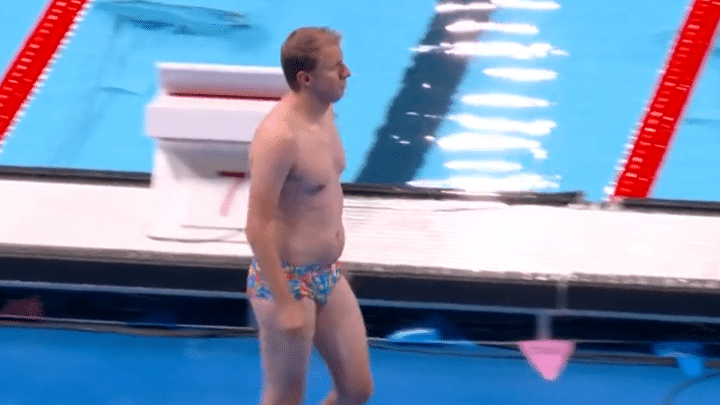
[445,21,539,35]
[415,0,563,195]
[411,41,567,59]
[461,93,550,108]
[354,0,494,185]
[444,159,523,172]
[436,132,546,159]
[448,114,556,136]
[435,0,561,12]
[408,172,559,191]
[94,0,250,36]
[491,0,561,11]
[483,67,558,81]
[93,0,269,52]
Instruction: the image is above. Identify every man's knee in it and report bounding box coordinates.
[338,376,373,405]
[263,384,304,405]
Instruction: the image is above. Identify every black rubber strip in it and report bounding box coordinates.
[618,197,720,215]
[0,165,151,187]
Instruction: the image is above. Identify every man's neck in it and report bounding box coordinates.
[289,91,331,124]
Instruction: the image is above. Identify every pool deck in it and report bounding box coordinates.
[1,167,720,334]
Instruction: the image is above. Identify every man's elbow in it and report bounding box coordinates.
[245,221,260,244]
[245,203,275,244]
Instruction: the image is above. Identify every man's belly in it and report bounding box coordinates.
[278,223,345,266]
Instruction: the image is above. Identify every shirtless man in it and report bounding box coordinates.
[244,27,374,405]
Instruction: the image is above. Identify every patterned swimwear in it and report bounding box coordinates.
[247,260,341,306]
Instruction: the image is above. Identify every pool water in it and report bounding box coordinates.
[1,0,719,201]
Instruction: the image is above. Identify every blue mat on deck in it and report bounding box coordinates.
[0,326,718,404]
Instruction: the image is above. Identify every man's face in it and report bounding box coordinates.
[307,44,351,103]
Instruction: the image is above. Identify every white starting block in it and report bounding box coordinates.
[144,62,290,242]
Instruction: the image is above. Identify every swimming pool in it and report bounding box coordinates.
[1,0,719,201]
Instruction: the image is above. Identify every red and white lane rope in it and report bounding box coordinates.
[609,0,720,200]
[0,0,94,154]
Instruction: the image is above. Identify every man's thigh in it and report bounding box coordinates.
[313,276,373,395]
[251,298,317,396]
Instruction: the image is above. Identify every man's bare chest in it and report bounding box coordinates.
[288,128,346,187]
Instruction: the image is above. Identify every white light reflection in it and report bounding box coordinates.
[445,160,523,172]
[410,45,440,53]
[444,41,564,59]
[446,21,538,35]
[436,2,497,12]
[532,148,548,159]
[449,114,556,136]
[462,93,549,108]
[484,68,557,82]
[436,132,547,159]
[491,0,561,11]
[408,174,560,192]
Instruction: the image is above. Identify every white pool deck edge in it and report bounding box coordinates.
[1,178,719,292]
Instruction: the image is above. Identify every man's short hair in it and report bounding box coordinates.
[281,27,342,92]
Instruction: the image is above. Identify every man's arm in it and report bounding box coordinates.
[245,126,297,308]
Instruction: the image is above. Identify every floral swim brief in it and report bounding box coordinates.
[247,260,341,306]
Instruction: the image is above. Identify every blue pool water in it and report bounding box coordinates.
[1,326,718,404]
[0,0,719,201]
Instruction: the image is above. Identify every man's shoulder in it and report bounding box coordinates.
[250,112,298,162]
[254,113,293,142]
[257,99,297,135]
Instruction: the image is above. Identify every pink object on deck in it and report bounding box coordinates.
[0,296,44,320]
[518,340,575,381]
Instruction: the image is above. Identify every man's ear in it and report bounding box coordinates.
[296,71,311,87]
